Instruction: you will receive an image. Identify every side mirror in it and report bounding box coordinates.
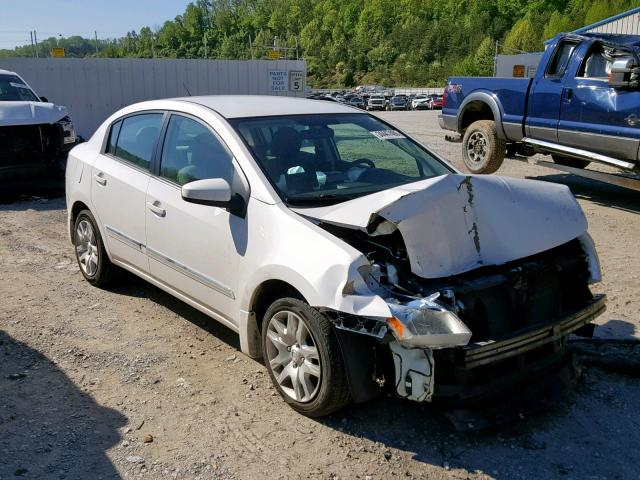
[182,178,231,207]
[608,58,640,89]
[39,96,49,102]
[181,178,246,216]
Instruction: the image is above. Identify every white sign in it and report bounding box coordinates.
[269,71,289,91]
[289,71,304,92]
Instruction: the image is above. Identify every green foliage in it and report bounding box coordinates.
[1,0,639,86]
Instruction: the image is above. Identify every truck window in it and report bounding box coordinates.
[546,41,578,77]
[578,44,614,79]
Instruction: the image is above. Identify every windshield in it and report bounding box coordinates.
[231,113,451,206]
[0,74,39,102]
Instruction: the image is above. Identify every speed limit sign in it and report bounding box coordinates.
[289,71,304,92]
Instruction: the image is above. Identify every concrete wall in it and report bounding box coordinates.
[0,58,307,138]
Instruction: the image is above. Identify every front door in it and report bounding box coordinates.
[91,112,164,274]
[526,39,579,142]
[559,41,640,161]
[145,113,242,323]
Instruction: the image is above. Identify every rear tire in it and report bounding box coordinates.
[462,120,506,174]
[262,298,351,417]
[552,154,590,169]
[73,209,114,287]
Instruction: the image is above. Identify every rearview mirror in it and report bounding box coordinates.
[181,178,232,207]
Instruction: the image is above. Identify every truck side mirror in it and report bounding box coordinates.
[39,96,49,102]
[608,58,640,89]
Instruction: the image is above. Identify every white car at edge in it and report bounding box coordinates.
[66,95,604,417]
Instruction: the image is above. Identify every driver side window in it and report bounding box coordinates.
[159,115,233,186]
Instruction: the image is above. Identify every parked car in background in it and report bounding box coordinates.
[348,96,365,109]
[429,94,444,109]
[366,95,386,111]
[67,95,604,418]
[388,95,409,111]
[440,32,640,175]
[411,94,431,110]
[0,69,77,196]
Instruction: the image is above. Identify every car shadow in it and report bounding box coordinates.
[525,172,640,215]
[0,330,126,479]
[0,194,66,211]
[106,271,241,351]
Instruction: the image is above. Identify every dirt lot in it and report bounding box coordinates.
[1,111,639,480]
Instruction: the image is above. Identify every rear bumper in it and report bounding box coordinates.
[433,294,606,403]
[438,113,457,131]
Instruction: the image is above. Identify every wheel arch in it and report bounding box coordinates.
[458,92,506,139]
[69,200,90,239]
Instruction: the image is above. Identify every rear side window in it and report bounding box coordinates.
[106,120,122,154]
[547,41,578,76]
[112,113,163,170]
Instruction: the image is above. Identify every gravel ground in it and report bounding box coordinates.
[1,110,639,480]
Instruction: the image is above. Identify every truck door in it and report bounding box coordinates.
[526,40,579,142]
[558,41,640,162]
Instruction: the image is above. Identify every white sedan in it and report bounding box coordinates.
[66,96,604,417]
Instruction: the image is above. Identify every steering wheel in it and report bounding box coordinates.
[350,158,376,168]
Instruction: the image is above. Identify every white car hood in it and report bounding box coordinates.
[0,101,68,127]
[294,174,587,279]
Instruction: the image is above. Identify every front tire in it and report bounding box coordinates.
[552,154,590,169]
[462,120,506,174]
[262,298,351,417]
[73,209,114,287]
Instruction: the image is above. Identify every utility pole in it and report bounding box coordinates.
[94,30,99,56]
[151,35,155,58]
[493,40,499,77]
[249,36,253,59]
[30,31,35,58]
[33,30,39,58]
[204,32,207,59]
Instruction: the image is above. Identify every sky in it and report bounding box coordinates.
[0,0,192,49]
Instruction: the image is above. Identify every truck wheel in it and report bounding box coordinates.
[462,120,506,174]
[552,154,590,169]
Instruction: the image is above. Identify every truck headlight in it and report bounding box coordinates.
[59,117,77,145]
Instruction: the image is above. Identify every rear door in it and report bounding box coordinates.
[558,41,640,161]
[526,39,579,142]
[91,112,164,274]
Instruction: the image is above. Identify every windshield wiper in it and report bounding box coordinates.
[285,193,355,205]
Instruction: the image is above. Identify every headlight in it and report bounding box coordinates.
[59,117,77,144]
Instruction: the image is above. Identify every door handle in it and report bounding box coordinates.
[147,201,166,217]
[94,172,107,186]
[562,88,573,103]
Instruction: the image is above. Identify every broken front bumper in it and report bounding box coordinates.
[431,294,606,403]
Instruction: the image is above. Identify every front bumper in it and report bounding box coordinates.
[432,294,606,403]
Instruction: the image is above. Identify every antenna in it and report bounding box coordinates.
[183,83,192,96]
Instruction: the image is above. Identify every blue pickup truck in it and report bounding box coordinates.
[439,33,640,175]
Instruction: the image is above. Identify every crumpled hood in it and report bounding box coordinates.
[0,101,68,127]
[294,174,587,279]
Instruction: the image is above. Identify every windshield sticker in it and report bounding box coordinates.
[370,130,406,140]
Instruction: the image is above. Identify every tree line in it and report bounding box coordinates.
[2,0,639,87]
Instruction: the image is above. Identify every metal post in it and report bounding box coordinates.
[30,31,35,58]
[34,30,39,58]
[204,32,207,59]
[151,35,155,58]
[94,30,99,55]
[493,40,499,77]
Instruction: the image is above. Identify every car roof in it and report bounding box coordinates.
[0,69,18,76]
[174,95,363,119]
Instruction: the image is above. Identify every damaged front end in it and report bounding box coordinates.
[307,175,606,405]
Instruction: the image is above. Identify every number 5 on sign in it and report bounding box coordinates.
[289,71,304,92]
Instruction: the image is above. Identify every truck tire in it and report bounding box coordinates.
[462,120,506,174]
[552,154,590,169]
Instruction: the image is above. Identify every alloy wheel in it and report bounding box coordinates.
[75,219,99,277]
[265,310,321,403]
